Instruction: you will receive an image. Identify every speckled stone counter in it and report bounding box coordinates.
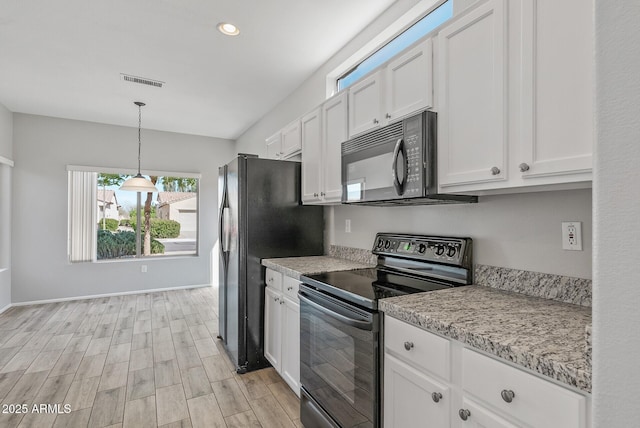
[262,256,374,280]
[379,285,592,392]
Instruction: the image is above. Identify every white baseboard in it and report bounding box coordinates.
[11,283,213,307]
[0,303,12,315]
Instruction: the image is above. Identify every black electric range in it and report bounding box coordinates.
[298,233,473,428]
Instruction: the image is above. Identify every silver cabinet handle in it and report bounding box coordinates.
[459,409,471,421]
[373,118,379,124]
[519,163,530,172]
[313,193,318,197]
[274,297,279,302]
[501,389,515,403]
[403,341,414,351]
[268,277,273,283]
[287,286,293,291]
[320,192,325,196]
[431,392,442,403]
[491,166,501,175]
[279,300,284,305]
[385,113,391,119]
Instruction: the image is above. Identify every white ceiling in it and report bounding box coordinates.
[0,0,396,140]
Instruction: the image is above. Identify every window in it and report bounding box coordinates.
[68,166,200,262]
[336,0,454,92]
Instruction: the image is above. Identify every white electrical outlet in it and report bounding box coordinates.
[562,222,583,251]
[141,265,147,273]
[345,219,351,233]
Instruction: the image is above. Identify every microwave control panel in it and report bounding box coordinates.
[402,114,424,196]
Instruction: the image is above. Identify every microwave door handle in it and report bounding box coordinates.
[392,138,406,195]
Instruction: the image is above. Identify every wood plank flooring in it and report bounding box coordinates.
[0,287,302,428]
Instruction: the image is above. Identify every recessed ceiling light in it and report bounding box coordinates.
[218,22,240,36]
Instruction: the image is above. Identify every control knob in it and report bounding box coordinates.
[434,245,445,256]
[417,243,427,254]
[376,238,385,248]
[447,245,457,258]
[384,240,391,249]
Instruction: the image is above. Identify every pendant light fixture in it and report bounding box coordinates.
[120,101,158,192]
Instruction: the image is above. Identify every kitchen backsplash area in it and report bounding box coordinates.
[328,245,592,307]
[475,264,592,307]
[328,244,377,265]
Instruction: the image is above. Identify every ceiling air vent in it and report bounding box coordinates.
[120,74,164,88]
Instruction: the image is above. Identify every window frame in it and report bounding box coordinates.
[67,165,202,263]
[326,0,453,97]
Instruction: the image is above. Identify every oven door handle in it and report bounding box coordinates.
[299,291,373,331]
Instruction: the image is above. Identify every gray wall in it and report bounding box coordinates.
[331,190,592,278]
[593,1,640,426]
[12,114,235,303]
[0,102,12,311]
[236,0,593,280]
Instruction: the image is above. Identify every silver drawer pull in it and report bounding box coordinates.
[501,389,515,403]
[459,409,471,421]
[287,286,293,291]
[403,341,414,351]
[431,392,442,403]
[490,166,501,175]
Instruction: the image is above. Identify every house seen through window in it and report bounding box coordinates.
[337,0,454,92]
[69,169,199,262]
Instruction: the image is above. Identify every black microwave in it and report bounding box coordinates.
[341,110,477,205]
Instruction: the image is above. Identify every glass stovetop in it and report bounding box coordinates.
[301,268,454,310]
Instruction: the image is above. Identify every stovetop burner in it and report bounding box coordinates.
[301,233,473,310]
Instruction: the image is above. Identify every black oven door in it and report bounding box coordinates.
[299,285,379,428]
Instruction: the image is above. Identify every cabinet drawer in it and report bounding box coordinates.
[282,276,300,301]
[462,348,586,428]
[265,268,283,291]
[384,316,450,381]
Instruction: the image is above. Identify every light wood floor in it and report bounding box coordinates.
[0,287,302,428]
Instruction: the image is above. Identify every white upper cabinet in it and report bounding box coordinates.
[265,132,282,160]
[348,70,384,138]
[385,39,434,123]
[301,92,347,205]
[348,39,434,139]
[321,92,348,203]
[518,0,593,181]
[265,120,302,160]
[437,0,508,188]
[437,0,593,194]
[280,120,302,158]
[301,108,323,203]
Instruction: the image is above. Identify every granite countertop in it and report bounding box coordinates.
[262,255,374,280]
[379,285,592,392]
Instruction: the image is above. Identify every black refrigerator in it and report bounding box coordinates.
[218,154,324,373]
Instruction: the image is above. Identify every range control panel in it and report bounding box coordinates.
[371,233,472,267]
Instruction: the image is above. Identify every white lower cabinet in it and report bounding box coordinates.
[384,353,450,428]
[264,268,301,397]
[384,316,590,428]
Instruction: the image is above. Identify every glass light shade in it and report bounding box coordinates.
[120,174,158,192]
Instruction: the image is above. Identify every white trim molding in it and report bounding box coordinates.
[66,164,201,179]
[0,304,11,315]
[0,156,14,167]
[11,283,212,307]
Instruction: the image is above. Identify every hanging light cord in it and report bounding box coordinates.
[135,101,145,176]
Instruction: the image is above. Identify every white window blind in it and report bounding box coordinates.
[68,170,97,262]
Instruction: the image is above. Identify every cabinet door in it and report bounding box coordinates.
[348,70,384,138]
[281,120,302,158]
[301,108,323,204]
[384,353,450,428]
[265,133,282,160]
[457,397,519,428]
[322,92,348,203]
[437,0,508,188]
[280,296,300,397]
[519,0,593,179]
[385,38,433,122]
[264,287,282,371]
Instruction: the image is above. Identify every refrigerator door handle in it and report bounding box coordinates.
[221,207,231,253]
